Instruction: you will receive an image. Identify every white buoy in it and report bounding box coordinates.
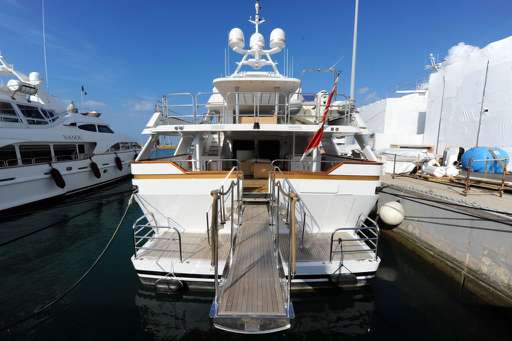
[378,201,405,228]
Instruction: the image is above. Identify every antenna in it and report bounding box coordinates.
[426,52,441,71]
[41,0,49,91]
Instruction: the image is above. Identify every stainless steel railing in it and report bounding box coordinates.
[329,216,380,262]
[269,172,298,314]
[132,214,183,262]
[158,90,351,125]
[207,167,241,306]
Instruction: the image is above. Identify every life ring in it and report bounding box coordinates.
[114,154,123,171]
[89,158,101,178]
[49,163,66,188]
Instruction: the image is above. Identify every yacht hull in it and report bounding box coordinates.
[0,150,136,211]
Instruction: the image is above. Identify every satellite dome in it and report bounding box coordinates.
[249,32,265,50]
[229,28,245,50]
[270,28,285,50]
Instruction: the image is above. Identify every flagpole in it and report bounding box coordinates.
[349,0,359,107]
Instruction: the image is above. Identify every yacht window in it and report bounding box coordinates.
[78,144,85,154]
[97,125,114,133]
[108,143,120,152]
[0,102,20,123]
[78,124,97,132]
[19,144,52,165]
[0,145,18,167]
[66,122,77,127]
[40,109,58,122]
[120,142,130,150]
[53,144,78,161]
[131,142,141,149]
[18,105,48,125]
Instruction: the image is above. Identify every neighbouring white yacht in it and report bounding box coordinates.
[0,54,140,212]
[129,1,382,334]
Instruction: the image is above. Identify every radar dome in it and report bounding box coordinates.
[228,28,245,50]
[270,28,285,49]
[29,72,41,84]
[249,32,265,50]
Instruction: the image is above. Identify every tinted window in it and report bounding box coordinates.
[18,105,48,125]
[97,125,114,133]
[108,143,120,152]
[0,102,20,123]
[78,124,97,132]
[19,145,52,165]
[78,144,85,154]
[53,144,77,161]
[0,145,18,167]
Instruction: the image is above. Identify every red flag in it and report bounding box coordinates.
[301,74,340,161]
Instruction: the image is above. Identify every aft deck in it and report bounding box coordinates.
[136,232,231,262]
[279,232,377,263]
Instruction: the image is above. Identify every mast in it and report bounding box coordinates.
[42,0,49,91]
[349,0,359,107]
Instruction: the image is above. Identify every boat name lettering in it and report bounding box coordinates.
[63,135,82,140]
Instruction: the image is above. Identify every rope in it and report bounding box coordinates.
[379,187,512,218]
[379,189,512,231]
[1,194,134,333]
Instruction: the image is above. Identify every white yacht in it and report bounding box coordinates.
[0,54,140,212]
[130,1,382,334]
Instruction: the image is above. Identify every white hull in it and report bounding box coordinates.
[0,150,136,211]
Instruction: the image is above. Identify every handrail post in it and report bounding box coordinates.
[210,190,219,296]
[288,192,297,310]
[220,185,226,224]
[276,182,280,250]
[230,181,235,259]
[236,177,241,225]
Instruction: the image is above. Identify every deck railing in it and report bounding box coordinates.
[159,91,353,125]
[131,214,183,262]
[329,216,380,262]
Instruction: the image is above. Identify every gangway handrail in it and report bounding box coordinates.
[271,166,322,241]
[208,169,242,311]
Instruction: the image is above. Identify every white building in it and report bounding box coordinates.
[360,35,512,155]
[359,90,427,151]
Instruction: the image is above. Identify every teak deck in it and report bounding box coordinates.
[138,232,230,262]
[279,232,375,262]
[217,204,286,316]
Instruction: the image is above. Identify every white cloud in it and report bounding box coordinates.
[132,99,155,112]
[81,99,106,110]
[358,86,370,95]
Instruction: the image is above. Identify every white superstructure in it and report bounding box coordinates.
[0,54,140,211]
[129,1,382,334]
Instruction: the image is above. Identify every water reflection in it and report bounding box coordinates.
[135,287,375,340]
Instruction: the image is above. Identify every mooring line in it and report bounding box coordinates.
[0,194,134,334]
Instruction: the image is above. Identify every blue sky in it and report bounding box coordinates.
[1,0,511,141]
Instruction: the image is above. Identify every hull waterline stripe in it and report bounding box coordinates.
[273,173,380,181]
[135,269,376,279]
